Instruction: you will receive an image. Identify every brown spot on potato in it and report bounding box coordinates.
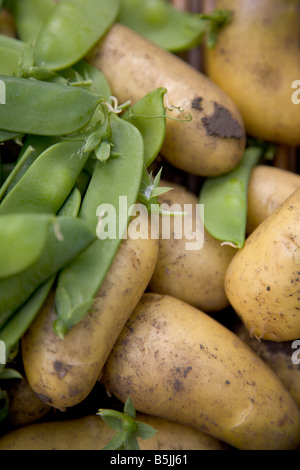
[202,102,244,139]
[53,361,70,379]
[191,96,203,111]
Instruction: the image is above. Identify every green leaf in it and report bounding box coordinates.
[124,397,136,419]
[102,431,126,450]
[100,415,123,432]
[136,421,158,440]
[124,433,140,450]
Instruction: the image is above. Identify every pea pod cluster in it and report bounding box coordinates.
[0,0,168,380]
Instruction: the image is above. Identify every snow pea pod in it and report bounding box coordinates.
[53,113,144,337]
[0,74,103,136]
[34,0,121,71]
[0,185,81,360]
[0,214,96,329]
[118,0,231,52]
[6,0,56,43]
[199,146,264,249]
[0,276,54,362]
[123,87,167,167]
[0,213,51,278]
[0,139,90,215]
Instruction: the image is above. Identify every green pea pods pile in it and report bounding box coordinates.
[0,0,169,403]
[0,0,252,427]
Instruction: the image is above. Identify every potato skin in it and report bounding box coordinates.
[235,323,300,410]
[204,0,300,145]
[101,293,300,450]
[5,377,51,428]
[0,412,228,450]
[247,165,300,234]
[87,23,246,177]
[21,213,159,410]
[225,188,300,342]
[148,180,236,312]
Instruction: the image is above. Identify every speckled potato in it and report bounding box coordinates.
[87,23,246,177]
[100,293,300,450]
[5,377,51,428]
[225,187,300,342]
[0,412,228,450]
[235,323,300,409]
[204,0,300,145]
[148,180,236,312]
[21,212,158,410]
[247,165,300,234]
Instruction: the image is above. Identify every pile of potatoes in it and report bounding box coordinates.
[1,0,300,451]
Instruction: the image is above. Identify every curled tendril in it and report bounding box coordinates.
[104,96,131,114]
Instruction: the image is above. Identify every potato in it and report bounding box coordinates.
[87,23,246,177]
[203,0,300,145]
[148,180,236,312]
[235,322,300,409]
[225,187,300,342]
[247,165,300,235]
[0,412,228,450]
[5,377,51,428]
[100,293,300,450]
[21,212,159,410]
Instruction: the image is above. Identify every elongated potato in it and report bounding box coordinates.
[101,293,300,450]
[87,23,246,177]
[0,412,228,450]
[148,180,236,312]
[204,0,300,145]
[247,165,300,234]
[235,323,300,409]
[21,212,158,410]
[5,377,51,428]
[225,187,300,342]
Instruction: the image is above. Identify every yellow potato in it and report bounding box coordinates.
[100,293,300,450]
[5,377,51,428]
[21,212,158,410]
[0,412,228,450]
[235,322,300,409]
[148,180,236,312]
[203,0,300,145]
[87,23,246,177]
[247,165,300,234]
[225,187,300,342]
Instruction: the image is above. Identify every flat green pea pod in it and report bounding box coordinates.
[122,87,167,167]
[0,135,58,199]
[0,34,23,77]
[0,213,52,278]
[33,0,121,71]
[0,33,23,53]
[53,112,144,337]
[0,74,103,136]
[0,214,96,330]
[0,139,90,215]
[199,146,264,249]
[0,276,54,363]
[0,184,82,362]
[118,0,232,52]
[5,0,56,43]
[0,45,20,75]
